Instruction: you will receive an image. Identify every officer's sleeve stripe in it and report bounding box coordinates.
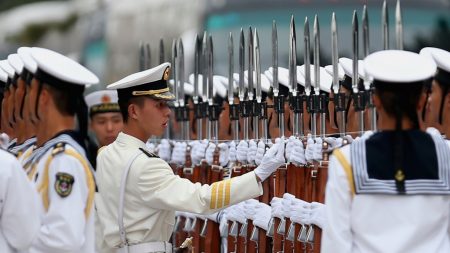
[210,182,219,209]
[333,149,355,196]
[217,181,225,209]
[224,179,231,206]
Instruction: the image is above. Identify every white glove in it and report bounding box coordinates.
[252,203,272,231]
[270,197,284,220]
[157,139,172,162]
[243,199,260,220]
[361,130,374,140]
[289,138,306,165]
[254,139,286,181]
[247,140,258,165]
[219,208,230,236]
[228,202,247,224]
[282,193,296,219]
[325,137,343,151]
[308,202,326,229]
[305,136,315,162]
[218,143,230,167]
[285,136,297,161]
[313,137,323,161]
[192,139,208,164]
[236,140,249,163]
[254,140,266,166]
[204,212,220,223]
[229,141,237,162]
[171,142,186,165]
[343,135,354,144]
[205,142,216,165]
[146,141,156,153]
[0,133,9,149]
[289,198,311,225]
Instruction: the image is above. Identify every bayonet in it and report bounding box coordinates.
[248,27,254,101]
[193,35,203,140]
[178,39,185,107]
[331,13,339,95]
[228,32,234,104]
[172,39,179,105]
[239,29,245,101]
[272,20,279,95]
[332,12,346,137]
[304,17,311,96]
[290,15,301,137]
[382,0,389,50]
[228,32,239,141]
[353,10,365,136]
[314,14,324,138]
[139,41,145,71]
[239,28,249,141]
[362,5,370,58]
[255,29,261,104]
[159,38,165,64]
[145,43,151,69]
[395,0,403,50]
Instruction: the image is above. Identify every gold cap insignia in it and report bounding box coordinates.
[101,95,111,104]
[163,67,170,81]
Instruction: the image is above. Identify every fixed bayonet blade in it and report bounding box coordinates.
[178,39,185,106]
[159,38,165,64]
[272,20,279,95]
[395,0,403,50]
[208,35,214,105]
[362,5,370,58]
[248,27,254,100]
[228,32,234,104]
[382,0,389,50]
[352,10,359,93]
[331,12,339,94]
[171,39,178,103]
[254,28,262,103]
[139,41,145,71]
[239,28,245,101]
[145,43,151,69]
[194,34,200,101]
[202,31,208,101]
[313,14,320,95]
[289,15,297,94]
[304,17,311,96]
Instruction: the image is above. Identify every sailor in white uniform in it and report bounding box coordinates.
[25,47,98,253]
[322,50,450,253]
[420,47,450,146]
[95,63,286,253]
[0,148,40,253]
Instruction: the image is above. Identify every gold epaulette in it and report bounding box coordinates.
[51,142,66,156]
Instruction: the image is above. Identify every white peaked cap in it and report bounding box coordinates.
[0,60,15,79]
[297,65,333,93]
[31,47,99,86]
[339,57,366,80]
[324,64,345,81]
[7,54,24,75]
[85,90,118,108]
[364,50,436,83]
[17,47,38,74]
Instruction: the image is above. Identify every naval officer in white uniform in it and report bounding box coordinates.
[95,62,286,253]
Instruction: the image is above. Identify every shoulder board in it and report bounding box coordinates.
[51,142,66,156]
[139,147,159,158]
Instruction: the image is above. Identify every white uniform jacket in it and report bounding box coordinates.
[322,131,450,253]
[95,132,263,251]
[27,141,96,253]
[0,149,40,253]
